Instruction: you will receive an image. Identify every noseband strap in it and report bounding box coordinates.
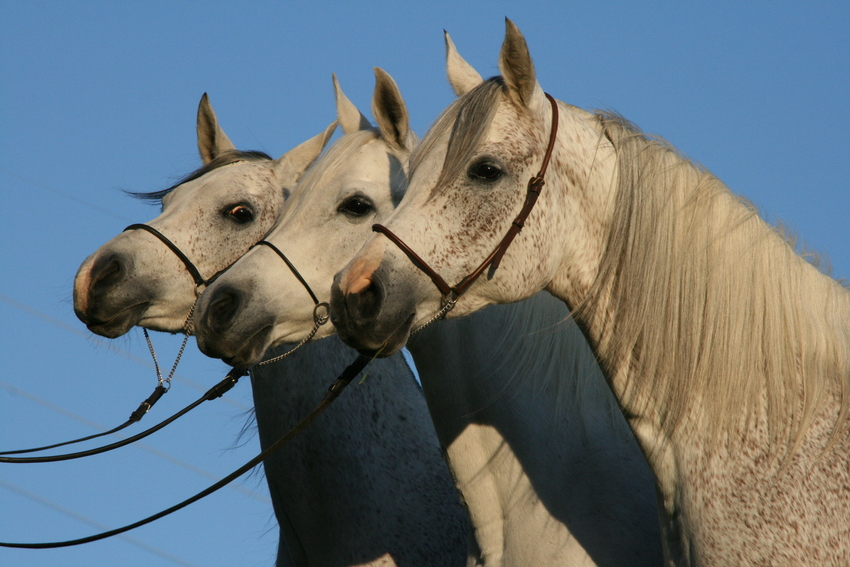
[123,223,242,293]
[124,224,207,289]
[252,240,323,306]
[249,240,331,367]
[372,92,559,302]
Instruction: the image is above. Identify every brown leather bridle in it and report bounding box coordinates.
[372,92,559,310]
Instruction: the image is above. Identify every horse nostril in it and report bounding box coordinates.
[349,277,384,325]
[89,254,125,295]
[206,288,243,331]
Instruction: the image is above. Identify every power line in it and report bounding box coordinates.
[0,479,205,567]
[0,292,250,411]
[0,379,270,504]
[0,167,134,223]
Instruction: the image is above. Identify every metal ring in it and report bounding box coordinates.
[313,302,331,325]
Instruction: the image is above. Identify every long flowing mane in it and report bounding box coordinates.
[576,113,850,452]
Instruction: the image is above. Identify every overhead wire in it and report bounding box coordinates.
[0,479,204,567]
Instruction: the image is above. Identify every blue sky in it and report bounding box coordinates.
[1,2,848,566]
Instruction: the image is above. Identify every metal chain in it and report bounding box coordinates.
[141,299,197,390]
[410,297,457,337]
[253,303,330,368]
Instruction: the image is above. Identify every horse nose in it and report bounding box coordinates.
[200,286,244,334]
[331,272,385,329]
[89,253,125,296]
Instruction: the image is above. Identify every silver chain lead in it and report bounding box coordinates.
[253,303,330,368]
[142,300,197,390]
[410,297,457,337]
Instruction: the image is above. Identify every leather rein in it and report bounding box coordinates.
[1,227,329,462]
[372,93,559,326]
[1,225,365,548]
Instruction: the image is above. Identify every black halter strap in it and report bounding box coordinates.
[252,240,322,306]
[124,224,207,288]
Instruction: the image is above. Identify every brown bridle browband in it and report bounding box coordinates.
[372,92,559,302]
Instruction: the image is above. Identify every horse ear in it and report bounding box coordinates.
[445,30,482,96]
[196,93,236,164]
[333,74,372,134]
[372,68,415,152]
[498,19,543,109]
[273,120,338,189]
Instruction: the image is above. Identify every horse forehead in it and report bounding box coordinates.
[344,138,394,179]
[167,161,278,208]
[490,105,543,149]
[199,161,278,196]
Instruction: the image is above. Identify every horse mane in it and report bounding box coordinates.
[128,149,272,203]
[576,112,850,453]
[408,78,504,193]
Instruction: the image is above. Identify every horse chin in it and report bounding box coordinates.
[204,325,273,368]
[82,302,150,338]
[336,311,415,358]
[137,315,192,335]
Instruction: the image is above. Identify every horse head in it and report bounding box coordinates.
[73,94,335,337]
[331,20,617,356]
[193,68,415,366]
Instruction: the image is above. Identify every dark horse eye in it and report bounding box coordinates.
[469,161,502,182]
[226,205,254,224]
[338,196,374,218]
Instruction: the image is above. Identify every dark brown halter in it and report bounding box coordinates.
[372,92,559,303]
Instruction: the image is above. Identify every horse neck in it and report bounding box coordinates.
[549,113,850,479]
[407,293,663,565]
[409,293,617,433]
[249,335,468,565]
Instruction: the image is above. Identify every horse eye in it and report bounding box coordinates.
[469,161,502,182]
[225,205,254,224]
[338,196,374,218]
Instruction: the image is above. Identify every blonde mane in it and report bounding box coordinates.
[576,113,850,453]
[408,78,503,191]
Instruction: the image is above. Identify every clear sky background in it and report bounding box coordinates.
[1,2,848,566]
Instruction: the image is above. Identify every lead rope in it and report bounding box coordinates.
[0,303,199,459]
[0,355,370,549]
[0,302,204,463]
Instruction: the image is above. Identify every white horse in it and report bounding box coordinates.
[73,93,469,566]
[331,20,850,567]
[194,57,661,565]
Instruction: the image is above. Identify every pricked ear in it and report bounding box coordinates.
[498,19,541,109]
[333,74,371,134]
[445,30,482,96]
[273,120,338,190]
[372,68,415,152]
[196,93,236,164]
